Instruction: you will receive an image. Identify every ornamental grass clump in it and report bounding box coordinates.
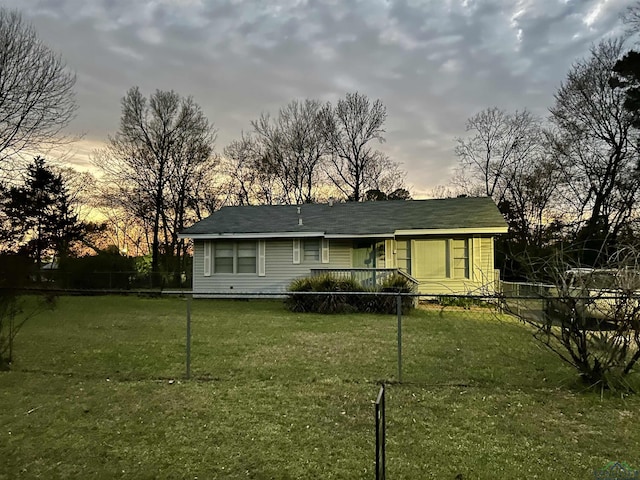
[286,274,362,313]
[286,273,415,314]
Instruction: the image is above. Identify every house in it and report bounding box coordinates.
[179,197,508,296]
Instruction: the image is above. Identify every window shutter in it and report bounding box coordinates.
[258,240,266,276]
[203,241,211,277]
[472,237,480,281]
[385,239,393,268]
[292,239,300,264]
[321,239,330,264]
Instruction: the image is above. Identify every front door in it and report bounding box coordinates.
[352,241,385,268]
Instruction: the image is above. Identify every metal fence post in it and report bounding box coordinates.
[397,294,402,383]
[375,384,386,480]
[186,295,192,379]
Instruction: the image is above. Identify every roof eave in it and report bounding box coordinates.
[393,227,508,235]
[180,226,508,240]
[178,231,325,240]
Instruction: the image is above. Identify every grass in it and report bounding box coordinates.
[1,296,639,479]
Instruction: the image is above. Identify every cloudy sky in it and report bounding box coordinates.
[7,0,633,197]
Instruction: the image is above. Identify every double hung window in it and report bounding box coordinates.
[452,239,469,279]
[293,238,329,264]
[212,241,257,274]
[303,239,320,262]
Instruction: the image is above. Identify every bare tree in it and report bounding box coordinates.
[623,2,640,35]
[0,8,76,171]
[362,152,407,196]
[186,159,225,222]
[92,186,150,256]
[454,107,545,204]
[164,123,218,274]
[550,39,640,256]
[502,153,562,247]
[252,99,328,204]
[428,185,460,199]
[52,167,97,223]
[96,87,216,278]
[222,134,279,206]
[501,246,640,392]
[454,107,559,247]
[223,93,404,204]
[321,92,391,202]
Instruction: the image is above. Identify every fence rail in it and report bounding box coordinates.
[20,270,192,290]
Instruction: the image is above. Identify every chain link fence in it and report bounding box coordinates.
[4,281,635,383]
[25,270,192,291]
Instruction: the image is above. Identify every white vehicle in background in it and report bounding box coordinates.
[561,268,640,326]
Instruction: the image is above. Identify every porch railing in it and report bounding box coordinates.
[310,268,419,290]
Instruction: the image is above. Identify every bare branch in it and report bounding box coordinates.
[321,92,393,201]
[0,8,77,170]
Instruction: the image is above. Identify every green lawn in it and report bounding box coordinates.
[1,296,639,479]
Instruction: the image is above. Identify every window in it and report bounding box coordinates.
[213,241,256,274]
[295,238,329,264]
[396,240,411,274]
[412,238,470,279]
[237,242,257,273]
[303,239,320,262]
[214,242,234,273]
[414,239,447,278]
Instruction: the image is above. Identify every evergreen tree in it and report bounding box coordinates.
[612,50,640,128]
[1,157,83,269]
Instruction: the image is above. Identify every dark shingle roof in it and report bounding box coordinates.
[181,197,507,236]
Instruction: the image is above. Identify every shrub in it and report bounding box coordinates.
[504,246,640,392]
[286,273,415,314]
[437,296,490,309]
[286,275,363,313]
[374,274,416,314]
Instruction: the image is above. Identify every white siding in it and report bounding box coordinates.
[193,239,352,295]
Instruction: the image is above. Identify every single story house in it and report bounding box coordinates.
[179,197,508,296]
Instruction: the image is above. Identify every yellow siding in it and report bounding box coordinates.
[409,235,497,295]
